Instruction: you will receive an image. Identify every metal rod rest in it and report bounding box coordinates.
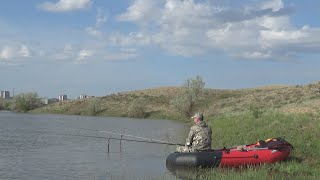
[107,136,111,153]
[120,134,123,152]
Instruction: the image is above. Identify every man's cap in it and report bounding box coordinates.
[191,112,203,119]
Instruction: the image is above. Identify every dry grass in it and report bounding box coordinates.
[121,86,182,97]
[33,81,320,119]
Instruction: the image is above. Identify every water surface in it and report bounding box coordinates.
[0,112,187,180]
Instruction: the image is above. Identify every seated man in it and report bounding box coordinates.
[176,112,212,152]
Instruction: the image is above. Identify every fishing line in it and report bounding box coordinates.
[55,133,184,146]
[78,128,181,145]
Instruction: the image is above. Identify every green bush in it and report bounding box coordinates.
[170,75,205,118]
[128,97,147,118]
[87,97,102,116]
[249,105,263,118]
[0,98,10,110]
[12,92,42,112]
[0,99,3,110]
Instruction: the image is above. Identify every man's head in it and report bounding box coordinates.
[191,112,203,123]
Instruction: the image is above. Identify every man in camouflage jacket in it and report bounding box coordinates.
[176,112,212,152]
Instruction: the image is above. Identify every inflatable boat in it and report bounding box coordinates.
[166,137,293,169]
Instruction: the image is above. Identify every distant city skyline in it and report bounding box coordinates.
[1,0,320,98]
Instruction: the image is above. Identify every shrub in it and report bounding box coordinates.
[12,92,42,112]
[0,99,3,110]
[128,97,147,118]
[249,105,263,118]
[170,75,205,118]
[87,97,102,116]
[4,101,12,110]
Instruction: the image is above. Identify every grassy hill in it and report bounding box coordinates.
[33,82,320,119]
[32,82,320,179]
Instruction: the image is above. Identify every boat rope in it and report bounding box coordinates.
[214,155,259,159]
[219,146,291,152]
[78,128,180,145]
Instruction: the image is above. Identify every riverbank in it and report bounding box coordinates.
[31,82,320,179]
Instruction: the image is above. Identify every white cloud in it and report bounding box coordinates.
[77,49,94,61]
[241,51,272,59]
[261,0,284,11]
[114,0,320,60]
[64,43,73,51]
[38,0,92,12]
[47,44,101,63]
[86,27,102,37]
[0,46,14,59]
[2,0,319,65]
[86,8,107,37]
[104,48,138,61]
[117,0,162,24]
[95,8,107,27]
[0,45,32,60]
[53,43,76,60]
[110,32,152,47]
[19,45,31,57]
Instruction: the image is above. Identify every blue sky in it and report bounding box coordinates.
[1,0,320,98]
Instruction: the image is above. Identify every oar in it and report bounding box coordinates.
[79,128,181,145]
[56,133,184,146]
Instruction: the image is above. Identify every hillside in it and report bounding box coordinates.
[33,81,320,120]
[31,82,320,178]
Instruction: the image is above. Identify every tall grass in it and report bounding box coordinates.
[181,110,320,179]
[172,163,318,179]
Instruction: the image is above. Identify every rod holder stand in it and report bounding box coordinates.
[107,136,111,153]
[120,134,123,152]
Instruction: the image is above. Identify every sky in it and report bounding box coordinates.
[0,0,320,98]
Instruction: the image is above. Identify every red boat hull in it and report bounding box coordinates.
[166,138,293,169]
[219,146,292,167]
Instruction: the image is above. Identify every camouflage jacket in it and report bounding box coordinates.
[186,121,212,151]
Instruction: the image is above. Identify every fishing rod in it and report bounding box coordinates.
[79,128,181,145]
[56,133,184,146]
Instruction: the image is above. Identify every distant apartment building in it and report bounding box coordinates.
[58,94,67,101]
[79,94,88,99]
[79,94,94,99]
[41,98,59,105]
[40,98,49,105]
[0,91,10,99]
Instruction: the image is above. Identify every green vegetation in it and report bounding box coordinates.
[29,78,320,179]
[249,104,264,118]
[0,98,3,110]
[170,75,205,118]
[87,97,102,116]
[170,111,320,179]
[128,97,148,118]
[11,92,42,112]
[0,98,11,110]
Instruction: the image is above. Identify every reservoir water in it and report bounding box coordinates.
[0,111,188,180]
